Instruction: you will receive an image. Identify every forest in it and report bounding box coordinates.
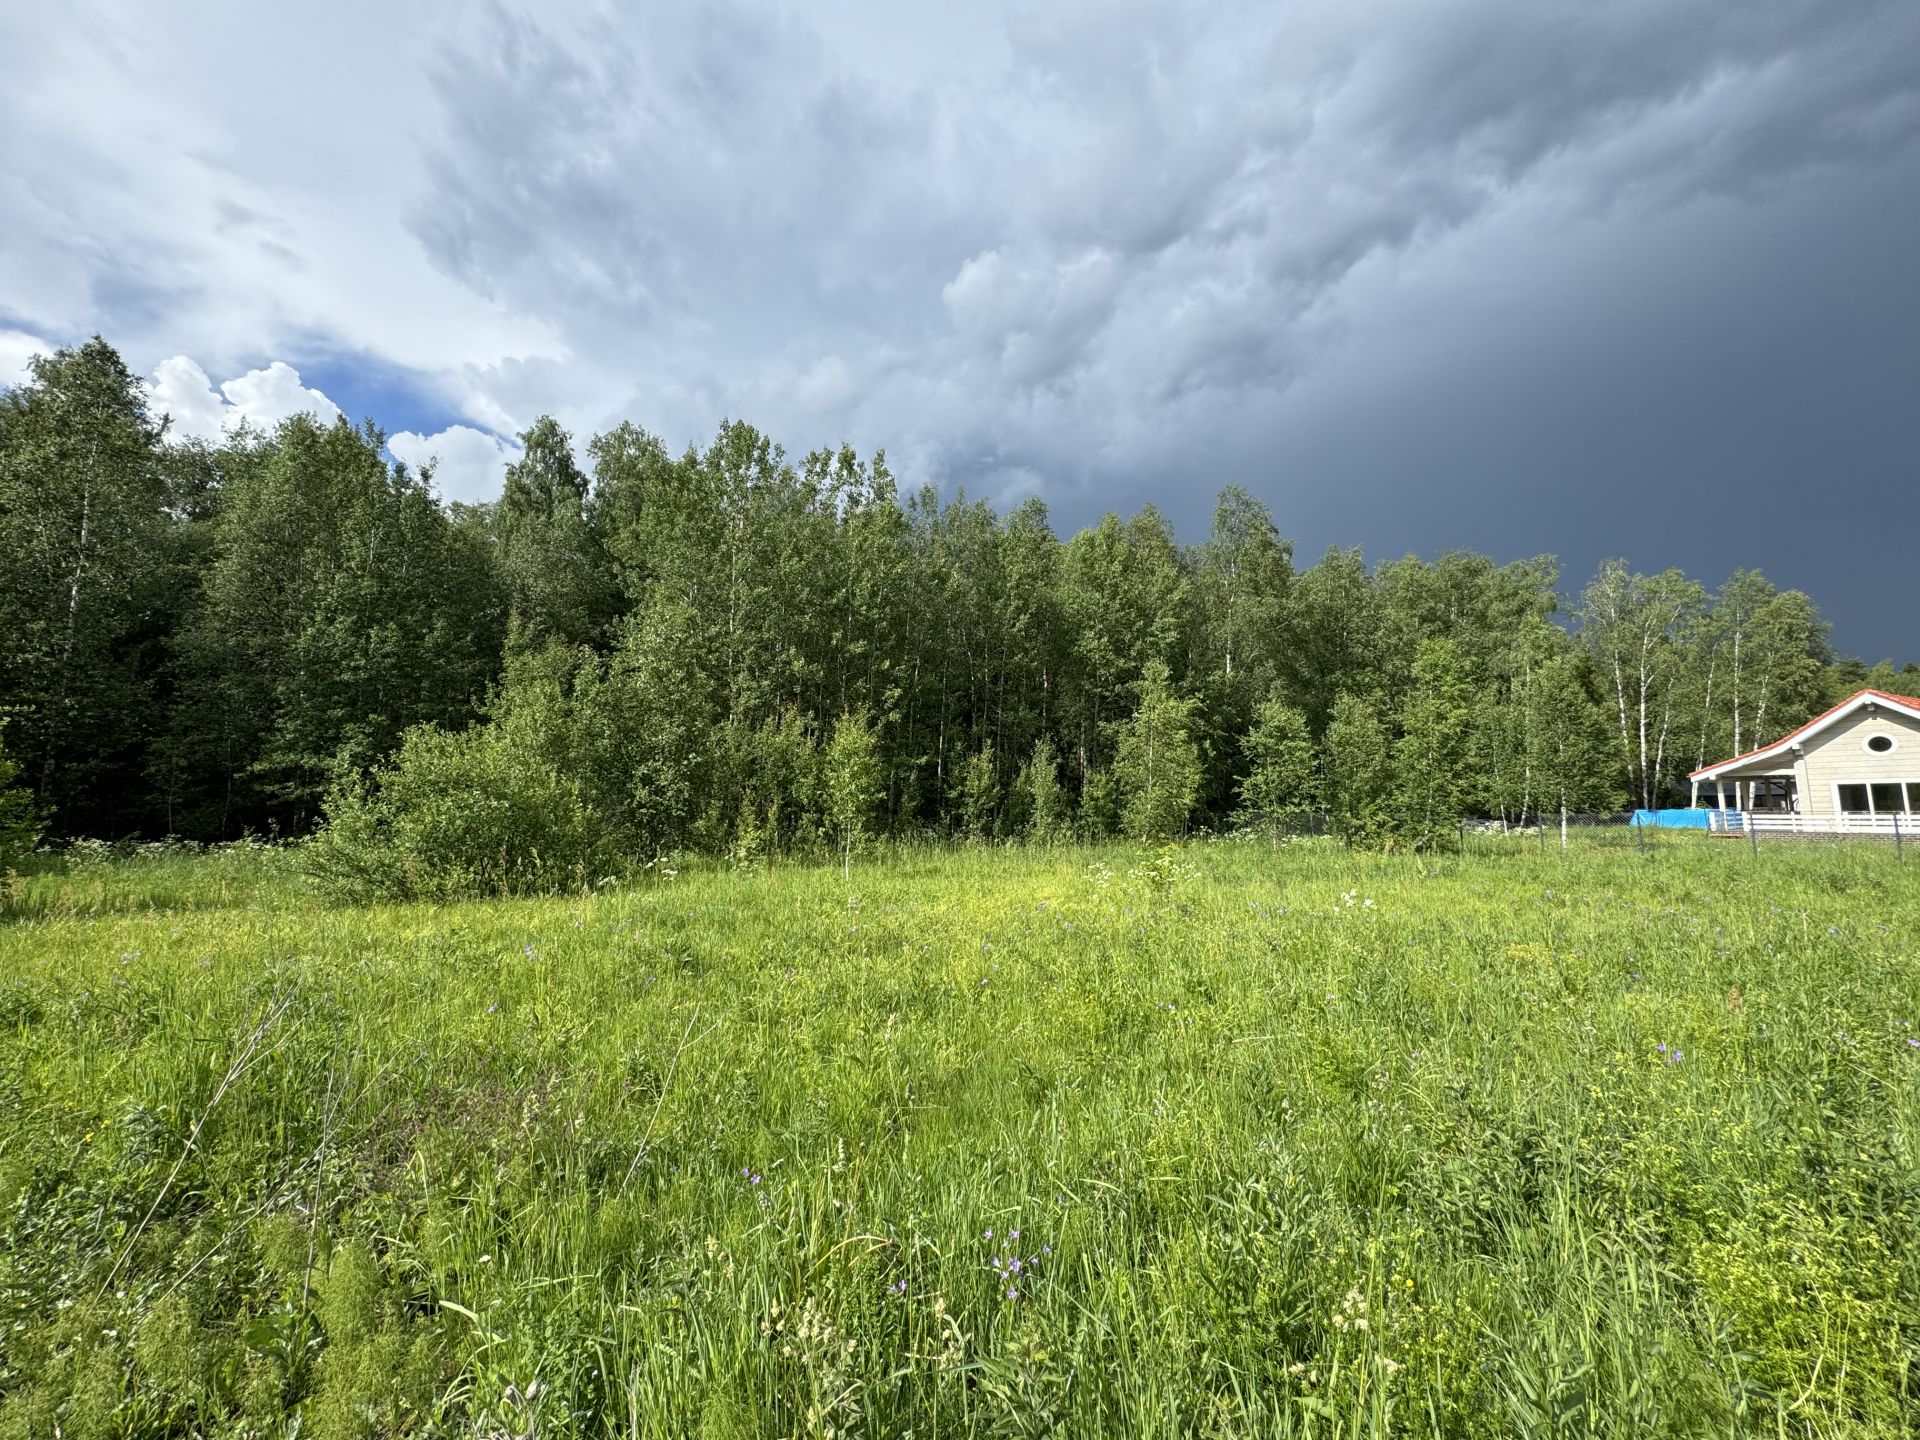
[1,337,1913,874]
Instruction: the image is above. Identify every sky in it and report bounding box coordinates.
[2,0,1915,661]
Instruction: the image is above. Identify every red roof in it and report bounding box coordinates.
[1689,689,1920,779]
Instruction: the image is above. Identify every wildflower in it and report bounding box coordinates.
[984,1229,993,1239]
[1009,1229,1019,1241]
[1908,1038,1920,1049]
[1006,1287,1018,1300]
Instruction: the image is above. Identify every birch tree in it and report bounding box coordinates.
[1578,561,1706,809]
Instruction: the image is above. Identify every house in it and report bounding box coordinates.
[1688,689,1920,831]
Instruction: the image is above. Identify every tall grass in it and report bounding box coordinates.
[1,836,1915,1436]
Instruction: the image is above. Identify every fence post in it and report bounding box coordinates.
[1747,812,1758,859]
[1635,816,1645,854]
[1897,811,1904,861]
[1459,820,1466,857]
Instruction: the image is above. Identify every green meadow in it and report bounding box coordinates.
[1,837,1916,1438]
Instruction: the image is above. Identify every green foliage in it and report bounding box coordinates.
[1017,737,1069,843]
[1322,692,1392,847]
[822,708,882,874]
[306,720,597,902]
[309,1244,444,1440]
[1532,654,1622,840]
[495,601,716,861]
[0,333,1894,852]
[952,740,999,841]
[0,338,172,836]
[1112,659,1201,841]
[498,416,617,654]
[1189,488,1295,813]
[1234,695,1316,830]
[1060,508,1187,766]
[3,840,1917,1435]
[180,414,505,832]
[0,716,44,863]
[1077,768,1119,839]
[1392,639,1476,851]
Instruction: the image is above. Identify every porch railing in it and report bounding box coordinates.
[1719,811,1910,836]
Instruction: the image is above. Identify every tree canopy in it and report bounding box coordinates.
[2,336,1905,856]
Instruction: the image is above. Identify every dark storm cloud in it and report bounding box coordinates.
[407,2,1919,528]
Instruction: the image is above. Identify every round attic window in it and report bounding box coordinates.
[1865,733,1895,754]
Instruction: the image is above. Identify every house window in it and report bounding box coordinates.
[1842,781,1916,816]
[1865,733,1895,754]
[1750,777,1795,811]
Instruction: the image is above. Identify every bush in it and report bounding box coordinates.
[306,722,599,902]
[0,717,44,865]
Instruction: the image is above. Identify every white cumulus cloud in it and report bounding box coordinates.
[0,329,52,388]
[149,356,343,442]
[388,424,518,503]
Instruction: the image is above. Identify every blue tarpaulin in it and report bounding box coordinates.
[1631,808,1713,828]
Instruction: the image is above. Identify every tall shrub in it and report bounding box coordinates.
[306,722,596,902]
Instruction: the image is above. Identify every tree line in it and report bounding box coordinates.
[1,337,1911,871]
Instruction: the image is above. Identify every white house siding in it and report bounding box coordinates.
[1798,705,1920,819]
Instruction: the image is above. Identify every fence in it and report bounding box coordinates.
[1470,808,1911,859]
[1231,808,1910,857]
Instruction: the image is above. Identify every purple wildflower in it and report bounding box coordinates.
[1006,1287,1018,1300]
